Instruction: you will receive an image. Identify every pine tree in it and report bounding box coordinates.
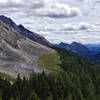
[66,91,72,100]
[27,91,40,100]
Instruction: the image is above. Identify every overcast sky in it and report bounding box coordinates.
[0,0,100,44]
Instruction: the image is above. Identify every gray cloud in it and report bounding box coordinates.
[63,22,95,31]
[0,0,45,9]
[75,0,84,2]
[35,3,81,18]
[0,0,81,19]
[95,0,100,4]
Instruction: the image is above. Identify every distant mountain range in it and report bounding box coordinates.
[86,44,100,53]
[0,15,51,46]
[54,42,94,59]
[54,42,100,63]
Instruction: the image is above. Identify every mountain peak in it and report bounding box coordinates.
[71,42,82,45]
[18,24,28,30]
[18,24,32,33]
[0,15,11,20]
[60,42,68,45]
[0,15,20,32]
[18,24,24,28]
[0,15,51,46]
[58,42,69,48]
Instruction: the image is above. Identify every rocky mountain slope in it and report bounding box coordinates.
[0,15,51,46]
[0,20,54,77]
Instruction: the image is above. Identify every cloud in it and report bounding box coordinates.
[78,22,91,30]
[63,22,95,31]
[95,0,100,4]
[63,24,75,31]
[0,0,23,7]
[78,22,96,30]
[0,0,81,19]
[0,0,45,11]
[37,3,81,18]
[75,0,84,2]
[44,25,56,31]
[0,0,48,21]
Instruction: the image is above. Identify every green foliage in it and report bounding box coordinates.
[0,47,99,100]
[0,72,15,82]
[27,91,40,100]
[38,52,61,70]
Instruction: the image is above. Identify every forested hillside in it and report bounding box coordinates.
[0,47,99,100]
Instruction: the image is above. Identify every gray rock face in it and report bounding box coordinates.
[0,20,54,77]
[0,15,51,46]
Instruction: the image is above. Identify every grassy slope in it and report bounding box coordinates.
[38,52,61,71]
[38,47,100,73]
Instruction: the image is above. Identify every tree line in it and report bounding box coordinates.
[0,47,99,100]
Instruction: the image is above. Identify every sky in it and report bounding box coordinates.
[0,0,100,44]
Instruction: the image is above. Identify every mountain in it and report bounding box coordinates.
[18,24,50,46]
[0,15,20,32]
[90,52,100,63]
[54,42,94,59]
[85,44,100,63]
[86,44,100,53]
[0,15,51,46]
[0,18,99,99]
[0,20,54,77]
